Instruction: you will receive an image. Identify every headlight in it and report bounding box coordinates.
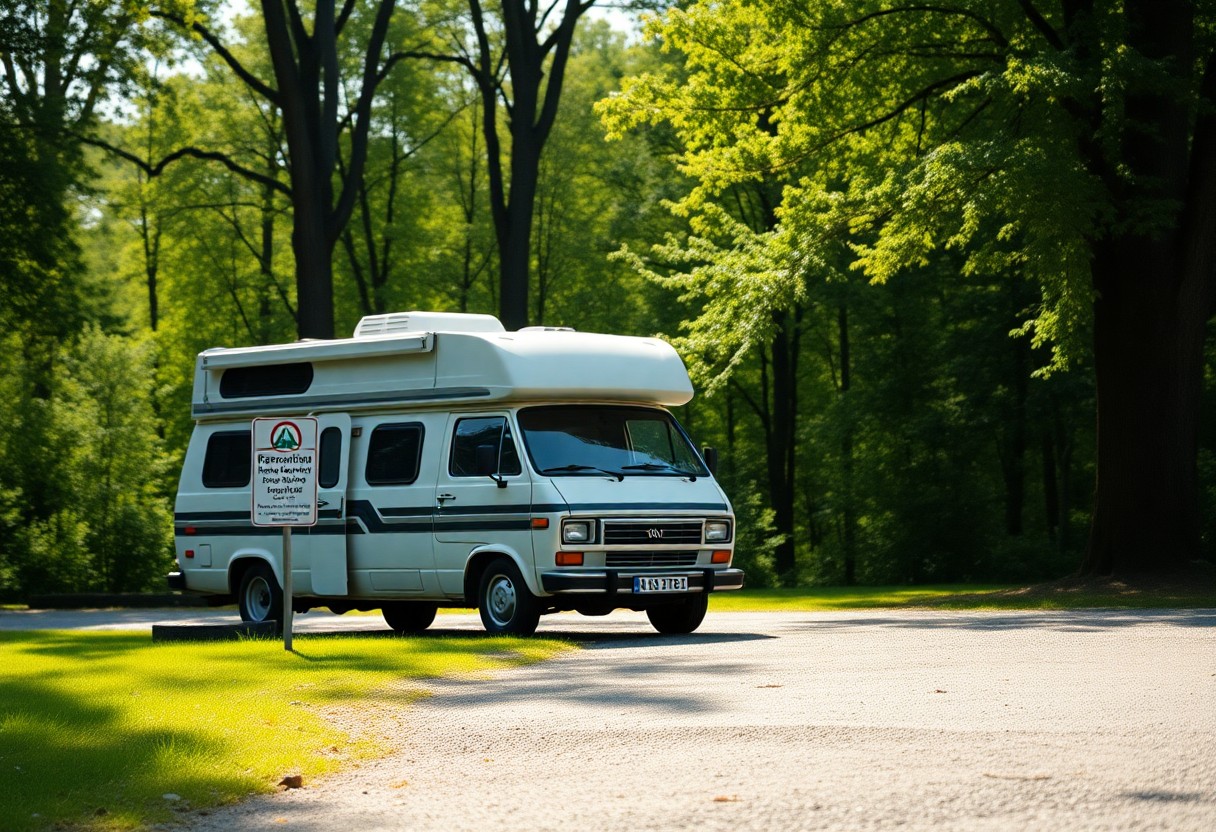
[704,521,731,543]
[562,521,592,543]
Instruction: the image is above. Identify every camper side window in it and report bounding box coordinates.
[450,417,522,477]
[202,430,251,488]
[318,427,342,488]
[365,423,424,485]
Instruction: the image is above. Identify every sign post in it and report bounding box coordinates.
[251,417,318,651]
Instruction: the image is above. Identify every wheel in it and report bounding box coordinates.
[646,593,709,634]
[238,561,283,624]
[382,601,438,633]
[478,557,540,635]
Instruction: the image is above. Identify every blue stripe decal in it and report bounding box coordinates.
[347,500,431,534]
[174,500,729,538]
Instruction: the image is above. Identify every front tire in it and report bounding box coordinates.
[646,593,708,634]
[382,601,438,633]
[238,561,283,624]
[478,557,540,635]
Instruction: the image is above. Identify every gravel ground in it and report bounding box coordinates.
[145,607,1216,832]
[4,606,1214,830]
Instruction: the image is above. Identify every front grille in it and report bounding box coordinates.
[603,521,702,545]
[606,551,699,568]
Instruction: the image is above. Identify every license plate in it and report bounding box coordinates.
[633,576,689,593]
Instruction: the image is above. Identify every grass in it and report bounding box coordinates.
[710,571,1216,611]
[708,584,1018,611]
[0,631,570,831]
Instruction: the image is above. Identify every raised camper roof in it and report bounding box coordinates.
[191,312,694,420]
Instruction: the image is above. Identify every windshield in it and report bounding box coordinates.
[517,405,708,478]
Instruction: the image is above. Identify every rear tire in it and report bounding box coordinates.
[382,601,438,633]
[238,561,283,625]
[478,557,540,635]
[646,593,708,634]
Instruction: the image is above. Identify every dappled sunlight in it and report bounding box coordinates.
[0,630,571,830]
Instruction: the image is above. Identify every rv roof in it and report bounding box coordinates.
[191,314,693,418]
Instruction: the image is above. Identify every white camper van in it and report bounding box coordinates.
[168,312,743,635]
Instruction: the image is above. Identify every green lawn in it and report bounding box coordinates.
[0,631,570,831]
[709,580,1216,611]
[707,584,1017,611]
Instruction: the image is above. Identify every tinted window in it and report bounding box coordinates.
[318,427,342,488]
[220,363,313,398]
[517,406,707,477]
[202,430,251,488]
[365,423,423,485]
[450,417,521,477]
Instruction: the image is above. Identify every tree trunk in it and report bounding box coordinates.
[500,143,539,329]
[1081,7,1216,575]
[1083,239,1212,573]
[766,308,800,583]
[838,305,857,585]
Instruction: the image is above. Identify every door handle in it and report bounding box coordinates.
[437,493,456,504]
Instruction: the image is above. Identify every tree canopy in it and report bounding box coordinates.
[1,1,1214,597]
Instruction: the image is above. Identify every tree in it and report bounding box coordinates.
[603,0,1216,577]
[417,0,598,329]
[143,1,405,339]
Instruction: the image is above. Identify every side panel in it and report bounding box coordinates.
[345,412,443,597]
[296,413,351,595]
[175,422,272,594]
[433,412,534,595]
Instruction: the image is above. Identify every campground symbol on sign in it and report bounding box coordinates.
[252,417,318,527]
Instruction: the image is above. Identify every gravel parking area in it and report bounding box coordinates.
[107,607,1214,832]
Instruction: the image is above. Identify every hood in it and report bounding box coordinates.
[546,474,732,516]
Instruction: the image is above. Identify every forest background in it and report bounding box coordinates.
[2,0,1215,598]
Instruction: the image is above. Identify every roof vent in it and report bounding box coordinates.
[518,326,576,332]
[354,311,505,337]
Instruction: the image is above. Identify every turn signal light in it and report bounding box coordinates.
[531,517,550,529]
[183,526,197,536]
[711,550,731,564]
[555,552,584,566]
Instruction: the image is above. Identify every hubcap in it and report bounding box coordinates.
[245,576,272,621]
[487,574,517,626]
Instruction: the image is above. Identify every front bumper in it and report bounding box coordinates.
[166,571,187,591]
[541,568,744,595]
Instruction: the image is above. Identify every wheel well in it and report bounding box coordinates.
[464,551,509,605]
[228,557,266,595]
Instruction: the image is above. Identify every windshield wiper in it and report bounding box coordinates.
[540,464,624,482]
[621,463,697,481]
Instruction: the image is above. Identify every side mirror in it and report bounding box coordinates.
[474,444,498,477]
[702,446,719,476]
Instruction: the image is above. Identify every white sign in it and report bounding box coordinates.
[252,417,318,527]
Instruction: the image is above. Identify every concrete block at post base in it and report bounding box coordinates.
[152,621,280,642]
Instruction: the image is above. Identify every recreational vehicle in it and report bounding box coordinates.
[168,312,743,634]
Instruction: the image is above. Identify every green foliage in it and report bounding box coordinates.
[0,331,173,597]
[58,329,175,591]
[6,0,1213,595]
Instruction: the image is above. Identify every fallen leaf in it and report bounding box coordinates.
[391,780,410,789]
[933,690,947,694]
[756,684,783,689]
[713,795,742,803]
